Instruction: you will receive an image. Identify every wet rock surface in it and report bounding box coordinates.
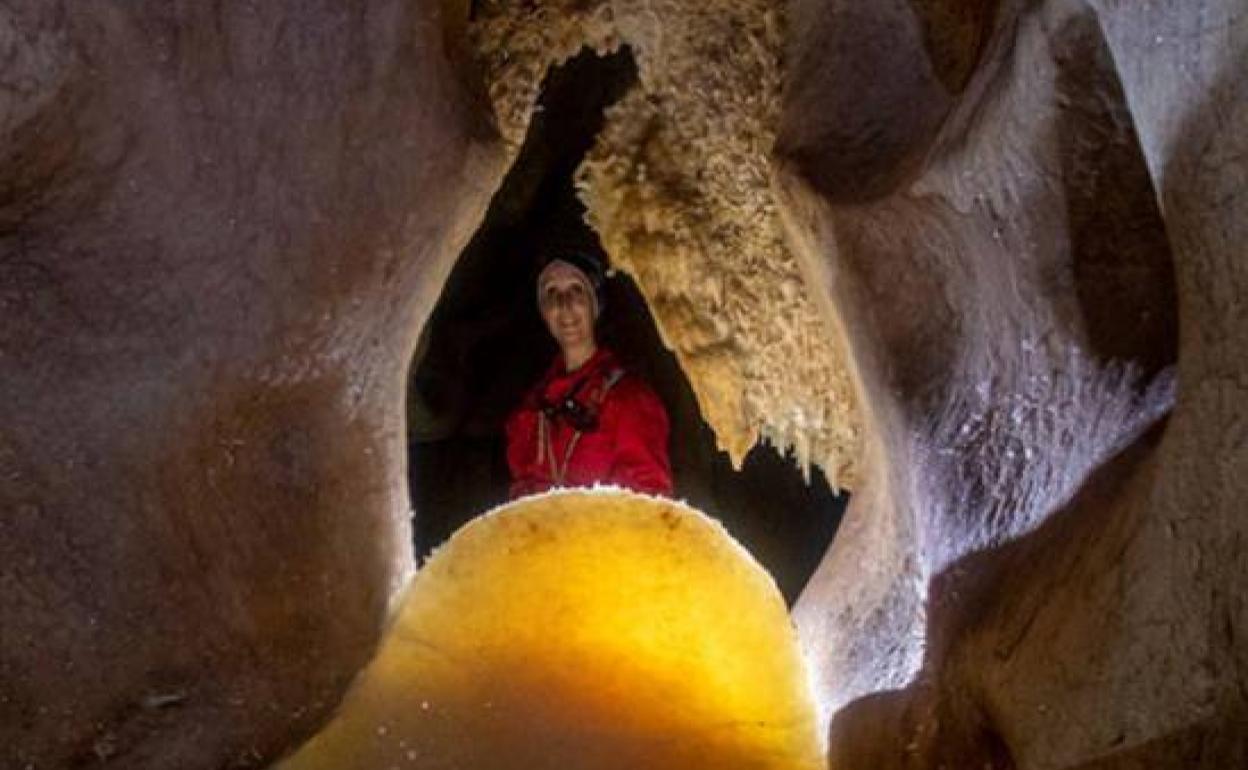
[779,0,1246,767]
[1,3,505,767]
[281,491,823,770]
[2,1,1245,768]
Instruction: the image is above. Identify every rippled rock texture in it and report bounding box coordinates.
[2,1,1245,768]
[779,0,1246,767]
[471,0,862,486]
[1,3,505,766]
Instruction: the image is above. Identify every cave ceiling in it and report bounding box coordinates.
[470,0,861,487]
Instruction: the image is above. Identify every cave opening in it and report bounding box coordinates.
[405,47,846,603]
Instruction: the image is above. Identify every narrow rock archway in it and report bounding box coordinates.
[406,47,845,602]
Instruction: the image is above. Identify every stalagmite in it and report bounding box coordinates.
[280,490,823,770]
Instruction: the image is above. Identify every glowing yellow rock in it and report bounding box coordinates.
[280,489,824,770]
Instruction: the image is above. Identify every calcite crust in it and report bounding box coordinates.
[280,489,824,770]
[470,0,861,487]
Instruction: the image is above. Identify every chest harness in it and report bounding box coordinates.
[535,366,625,485]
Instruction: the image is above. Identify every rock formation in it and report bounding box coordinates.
[1,3,505,766]
[472,0,862,486]
[1,0,1244,768]
[777,0,1246,767]
[281,491,823,770]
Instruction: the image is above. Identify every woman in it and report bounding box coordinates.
[505,252,673,498]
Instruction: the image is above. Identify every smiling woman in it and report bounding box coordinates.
[506,250,673,498]
[537,256,600,367]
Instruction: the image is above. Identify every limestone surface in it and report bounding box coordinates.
[471,0,861,486]
[0,4,507,767]
[777,0,1246,767]
[3,1,1245,769]
[280,490,823,770]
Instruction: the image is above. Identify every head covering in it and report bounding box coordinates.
[536,251,607,320]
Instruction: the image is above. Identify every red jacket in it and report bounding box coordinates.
[505,347,672,498]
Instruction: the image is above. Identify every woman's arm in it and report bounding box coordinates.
[606,379,673,496]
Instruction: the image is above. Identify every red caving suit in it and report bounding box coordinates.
[505,347,672,499]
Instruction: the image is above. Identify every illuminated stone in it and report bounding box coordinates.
[469,0,862,487]
[280,489,823,770]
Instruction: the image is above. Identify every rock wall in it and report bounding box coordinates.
[0,3,506,767]
[2,1,1244,768]
[778,0,1246,766]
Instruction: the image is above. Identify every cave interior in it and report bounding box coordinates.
[405,47,845,602]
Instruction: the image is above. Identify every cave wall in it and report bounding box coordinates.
[465,0,1247,765]
[777,0,1246,767]
[1,1,1244,769]
[467,5,1244,764]
[0,3,506,767]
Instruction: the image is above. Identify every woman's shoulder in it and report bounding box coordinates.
[611,367,651,392]
[601,367,664,413]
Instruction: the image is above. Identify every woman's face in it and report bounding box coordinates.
[538,263,595,353]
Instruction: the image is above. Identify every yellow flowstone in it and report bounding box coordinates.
[281,489,824,770]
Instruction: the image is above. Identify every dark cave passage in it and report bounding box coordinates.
[405,47,845,602]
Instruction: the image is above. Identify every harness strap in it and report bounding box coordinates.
[537,367,625,485]
[598,368,625,397]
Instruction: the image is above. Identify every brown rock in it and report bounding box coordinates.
[0,3,504,767]
[3,0,1244,767]
[778,0,1246,767]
